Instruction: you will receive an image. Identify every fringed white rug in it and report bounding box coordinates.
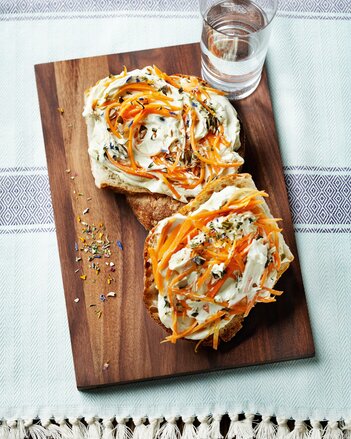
[0,0,350,433]
[1,416,351,439]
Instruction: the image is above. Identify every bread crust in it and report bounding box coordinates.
[126,193,183,230]
[143,173,294,349]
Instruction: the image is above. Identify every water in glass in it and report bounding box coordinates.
[201,0,274,99]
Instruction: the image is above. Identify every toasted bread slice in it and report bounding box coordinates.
[144,173,294,349]
[84,66,245,228]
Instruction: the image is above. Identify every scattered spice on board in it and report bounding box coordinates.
[70,176,75,180]
[69,178,120,303]
[74,298,80,303]
[107,292,116,298]
[103,362,110,371]
[57,107,64,114]
[95,309,103,319]
[65,169,71,173]
[92,262,101,275]
[74,218,119,299]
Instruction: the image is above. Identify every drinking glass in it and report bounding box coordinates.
[200,0,279,100]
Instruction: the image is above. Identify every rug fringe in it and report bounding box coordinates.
[115,417,132,439]
[343,421,351,439]
[254,416,276,439]
[69,418,87,439]
[309,421,323,439]
[0,414,350,439]
[156,416,181,438]
[209,414,223,439]
[276,418,290,439]
[181,417,197,439]
[132,418,147,439]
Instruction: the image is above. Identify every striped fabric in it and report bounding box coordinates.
[0,0,350,425]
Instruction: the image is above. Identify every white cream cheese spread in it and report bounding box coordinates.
[83,66,243,202]
[148,178,293,348]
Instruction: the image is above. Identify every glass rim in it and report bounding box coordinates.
[200,0,279,37]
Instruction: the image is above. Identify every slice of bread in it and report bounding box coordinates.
[144,173,294,349]
[84,66,245,229]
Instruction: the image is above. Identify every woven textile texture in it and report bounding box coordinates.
[0,0,350,424]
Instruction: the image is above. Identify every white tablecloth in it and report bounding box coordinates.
[0,0,350,437]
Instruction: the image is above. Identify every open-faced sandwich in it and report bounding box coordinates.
[83,65,244,229]
[144,173,294,350]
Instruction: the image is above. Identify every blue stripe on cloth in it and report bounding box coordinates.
[0,0,350,14]
[294,227,351,233]
[0,166,47,173]
[285,174,351,225]
[0,169,350,231]
[284,166,351,172]
[0,0,199,14]
[0,0,350,20]
[0,226,55,234]
[0,174,53,227]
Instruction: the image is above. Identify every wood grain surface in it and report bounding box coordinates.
[35,43,314,390]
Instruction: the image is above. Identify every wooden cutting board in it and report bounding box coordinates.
[35,43,314,390]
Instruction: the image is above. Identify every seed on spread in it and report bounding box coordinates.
[83,65,243,203]
[148,178,293,350]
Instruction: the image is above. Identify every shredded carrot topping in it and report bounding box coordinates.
[148,182,286,350]
[105,151,156,179]
[90,64,245,198]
